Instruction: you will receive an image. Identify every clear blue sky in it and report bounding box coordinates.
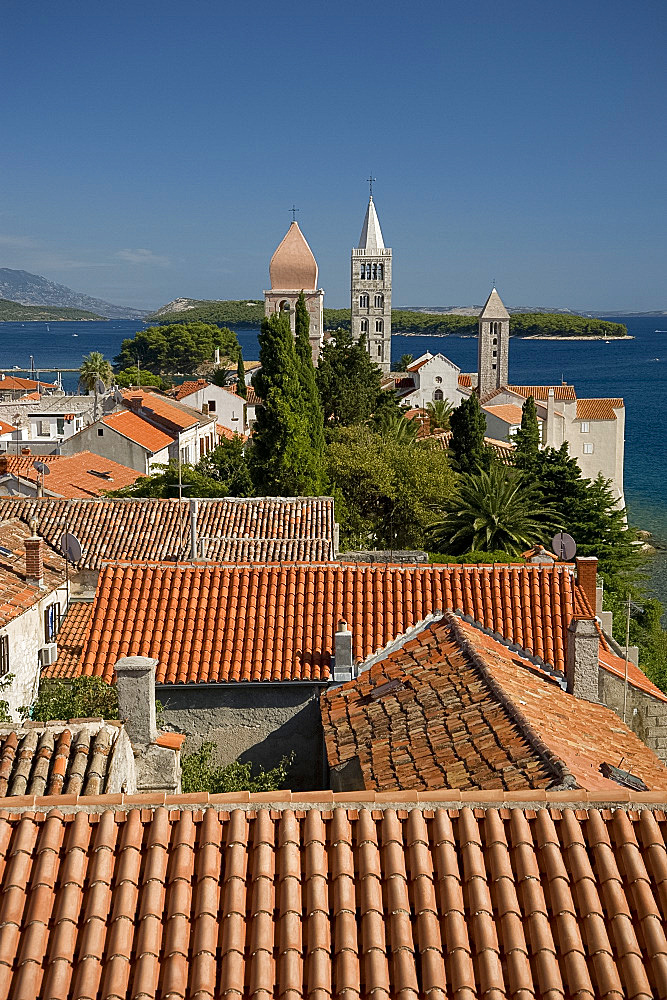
[1,0,665,310]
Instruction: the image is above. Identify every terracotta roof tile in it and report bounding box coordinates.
[323,614,667,793]
[230,384,261,406]
[483,402,532,424]
[0,452,143,498]
[424,430,515,464]
[122,388,202,431]
[0,376,57,392]
[0,496,336,568]
[49,603,94,678]
[101,409,174,453]
[508,384,577,400]
[0,420,16,436]
[576,397,624,420]
[0,722,120,797]
[168,379,210,401]
[0,518,65,627]
[458,372,473,388]
[0,798,663,997]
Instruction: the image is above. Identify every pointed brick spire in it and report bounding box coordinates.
[358,197,385,251]
[479,286,510,320]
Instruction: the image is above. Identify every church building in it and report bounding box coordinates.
[264,220,324,365]
[351,194,392,372]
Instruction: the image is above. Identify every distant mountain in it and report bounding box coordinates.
[0,298,102,321]
[0,268,147,320]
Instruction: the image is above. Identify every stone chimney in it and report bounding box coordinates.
[126,395,142,414]
[25,520,45,589]
[575,556,598,612]
[566,615,600,703]
[333,619,354,682]
[115,655,158,744]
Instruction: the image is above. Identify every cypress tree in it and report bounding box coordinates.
[294,292,325,484]
[449,393,492,474]
[236,350,247,399]
[514,395,540,470]
[250,311,319,496]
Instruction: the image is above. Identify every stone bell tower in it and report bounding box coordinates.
[264,218,324,366]
[351,185,392,372]
[477,286,510,395]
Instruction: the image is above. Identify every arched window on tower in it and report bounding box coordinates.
[374,294,384,308]
[372,264,378,279]
[360,294,369,308]
[378,263,384,280]
[360,319,368,333]
[375,320,383,333]
[433,389,444,401]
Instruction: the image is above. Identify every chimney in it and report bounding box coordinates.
[202,403,209,415]
[566,615,600,703]
[575,555,598,612]
[25,520,44,589]
[115,656,158,745]
[333,619,354,682]
[127,395,142,413]
[190,498,199,560]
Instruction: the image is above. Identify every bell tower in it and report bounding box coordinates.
[477,286,510,395]
[351,181,392,372]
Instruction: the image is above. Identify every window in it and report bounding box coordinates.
[378,344,384,360]
[493,338,497,345]
[583,442,594,454]
[492,363,497,369]
[580,422,590,433]
[359,294,369,308]
[374,294,384,308]
[375,320,383,333]
[433,389,444,401]
[0,636,8,677]
[492,350,497,357]
[435,376,442,384]
[360,319,368,333]
[38,420,49,437]
[97,428,104,437]
[44,602,60,642]
[378,264,384,280]
[207,399,216,413]
[372,264,377,279]
[56,418,65,435]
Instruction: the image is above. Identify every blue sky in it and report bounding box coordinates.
[1,0,665,310]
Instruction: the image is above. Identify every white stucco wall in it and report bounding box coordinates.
[1,585,69,719]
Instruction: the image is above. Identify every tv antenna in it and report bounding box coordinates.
[552,531,577,562]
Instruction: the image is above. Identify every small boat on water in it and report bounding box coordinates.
[72,333,78,337]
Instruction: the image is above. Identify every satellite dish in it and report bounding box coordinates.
[33,460,51,476]
[94,379,106,395]
[59,531,82,564]
[552,531,577,561]
[113,389,124,404]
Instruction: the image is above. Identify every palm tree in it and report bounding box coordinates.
[425,399,454,432]
[79,352,113,420]
[428,465,558,555]
[392,354,414,372]
[371,411,418,446]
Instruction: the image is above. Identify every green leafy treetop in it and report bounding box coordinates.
[425,399,454,432]
[316,329,383,426]
[448,393,493,474]
[181,742,294,794]
[114,368,168,390]
[514,395,541,469]
[114,322,239,376]
[393,353,414,372]
[236,350,247,399]
[250,311,322,496]
[105,460,226,499]
[428,465,558,556]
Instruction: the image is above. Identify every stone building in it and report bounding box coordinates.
[477,285,510,394]
[264,220,323,365]
[350,195,392,371]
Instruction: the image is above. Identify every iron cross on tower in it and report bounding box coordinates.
[367,175,376,197]
[289,205,299,222]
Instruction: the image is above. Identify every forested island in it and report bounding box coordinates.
[0,298,102,321]
[147,299,627,338]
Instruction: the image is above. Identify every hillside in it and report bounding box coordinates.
[0,298,102,321]
[0,268,146,320]
[149,299,627,338]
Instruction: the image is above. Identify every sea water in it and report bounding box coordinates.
[1,315,664,599]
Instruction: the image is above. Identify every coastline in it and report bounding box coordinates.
[399,331,634,341]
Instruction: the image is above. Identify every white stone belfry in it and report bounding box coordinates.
[264,220,324,365]
[477,286,510,395]
[351,197,392,372]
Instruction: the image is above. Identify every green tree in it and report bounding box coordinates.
[316,329,383,425]
[28,676,119,722]
[371,411,419,446]
[514,395,541,469]
[295,291,325,490]
[448,393,492,473]
[236,351,247,399]
[181,742,294,793]
[393,353,414,371]
[425,399,454,431]
[428,465,558,555]
[198,436,254,496]
[114,368,168,390]
[79,351,113,421]
[249,312,318,495]
[105,461,226,499]
[115,323,239,375]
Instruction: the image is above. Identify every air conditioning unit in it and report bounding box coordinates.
[40,643,58,666]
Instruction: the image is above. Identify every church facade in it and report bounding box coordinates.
[350,196,392,372]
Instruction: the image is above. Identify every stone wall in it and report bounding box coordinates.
[157,682,327,791]
[599,669,667,763]
[3,584,68,718]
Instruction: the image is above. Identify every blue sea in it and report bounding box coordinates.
[1,315,665,599]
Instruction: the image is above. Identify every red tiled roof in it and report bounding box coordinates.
[483,402,529,425]
[122,389,201,432]
[322,613,667,792]
[0,497,337,569]
[424,430,516,464]
[0,797,664,998]
[0,420,15,436]
[16,390,41,401]
[0,452,143,498]
[49,603,94,677]
[0,519,65,627]
[0,376,57,391]
[168,379,209,401]
[458,372,473,388]
[576,397,624,420]
[55,560,620,686]
[508,384,577,400]
[102,409,174,453]
[230,384,261,406]
[0,722,121,796]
